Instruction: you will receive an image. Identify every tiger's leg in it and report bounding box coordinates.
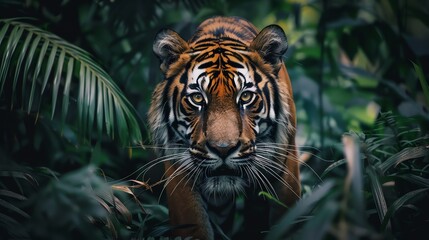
[163,161,214,240]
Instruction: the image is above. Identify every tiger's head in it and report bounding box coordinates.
[149,17,296,199]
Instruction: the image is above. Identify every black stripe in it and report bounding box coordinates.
[179,70,188,84]
[161,78,174,124]
[228,60,244,69]
[172,87,179,120]
[254,70,262,84]
[198,61,215,69]
[188,83,200,90]
[244,82,254,88]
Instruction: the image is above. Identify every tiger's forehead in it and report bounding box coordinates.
[186,43,255,96]
[188,57,254,96]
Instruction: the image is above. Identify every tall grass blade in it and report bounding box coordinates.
[396,174,429,188]
[367,165,389,228]
[378,146,429,174]
[321,159,346,178]
[0,189,27,200]
[381,188,429,230]
[295,201,339,240]
[0,199,30,218]
[265,180,336,240]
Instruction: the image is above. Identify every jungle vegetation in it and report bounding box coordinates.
[0,0,428,239]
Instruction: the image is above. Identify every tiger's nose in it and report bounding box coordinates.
[207,141,240,160]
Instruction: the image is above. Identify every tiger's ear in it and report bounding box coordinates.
[153,29,189,73]
[250,25,288,68]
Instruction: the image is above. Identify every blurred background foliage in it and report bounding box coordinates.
[0,0,428,239]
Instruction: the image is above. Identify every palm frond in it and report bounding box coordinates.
[0,19,142,146]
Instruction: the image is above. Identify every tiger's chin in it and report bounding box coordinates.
[200,176,247,198]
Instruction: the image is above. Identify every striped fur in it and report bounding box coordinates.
[149,16,300,239]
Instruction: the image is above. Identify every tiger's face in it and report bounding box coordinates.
[149,17,295,198]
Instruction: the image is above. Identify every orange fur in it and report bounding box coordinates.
[150,16,300,239]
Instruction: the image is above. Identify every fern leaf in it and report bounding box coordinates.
[0,19,142,145]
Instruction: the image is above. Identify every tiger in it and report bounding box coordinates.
[148,16,300,239]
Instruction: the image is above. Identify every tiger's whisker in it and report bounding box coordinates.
[137,151,188,180]
[254,152,302,185]
[253,155,300,199]
[169,161,198,196]
[257,148,323,182]
[249,165,278,200]
[159,158,193,200]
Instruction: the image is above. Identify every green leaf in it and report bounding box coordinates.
[0,19,143,145]
[107,91,115,138]
[412,61,429,107]
[28,37,50,113]
[265,180,336,239]
[0,23,9,46]
[258,191,288,208]
[115,98,128,143]
[0,190,27,200]
[51,49,65,119]
[378,146,429,174]
[381,188,429,230]
[82,66,91,138]
[142,204,169,222]
[0,26,23,94]
[294,201,339,240]
[11,31,33,108]
[367,165,388,227]
[41,44,58,94]
[0,198,30,218]
[0,212,29,238]
[77,63,85,134]
[22,34,41,108]
[395,174,429,188]
[0,170,38,186]
[61,57,73,125]
[321,159,346,178]
[96,80,104,135]
[88,72,97,138]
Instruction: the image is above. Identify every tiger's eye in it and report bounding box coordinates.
[190,93,204,104]
[240,91,253,104]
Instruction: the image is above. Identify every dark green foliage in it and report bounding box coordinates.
[0,0,428,239]
[274,114,428,240]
